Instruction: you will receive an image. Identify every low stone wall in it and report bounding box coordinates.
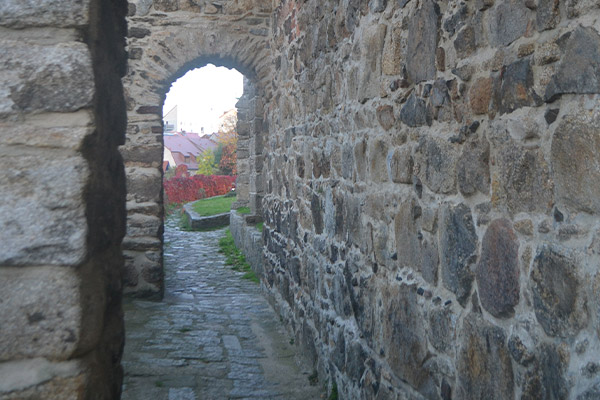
[183,203,230,230]
[230,212,264,279]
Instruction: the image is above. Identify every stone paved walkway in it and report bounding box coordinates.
[121,219,324,400]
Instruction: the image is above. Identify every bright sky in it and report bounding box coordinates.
[163,64,244,134]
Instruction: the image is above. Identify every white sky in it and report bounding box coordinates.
[163,64,244,134]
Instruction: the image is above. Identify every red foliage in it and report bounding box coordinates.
[164,174,236,205]
[219,142,237,175]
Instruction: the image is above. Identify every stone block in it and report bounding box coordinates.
[387,146,413,184]
[545,27,600,102]
[119,143,163,165]
[521,343,568,400]
[382,26,402,76]
[376,105,395,131]
[368,138,388,183]
[536,0,560,31]
[492,58,542,115]
[469,77,492,115]
[125,167,162,202]
[0,267,84,361]
[476,219,520,318]
[457,315,514,399]
[0,111,93,150]
[153,0,179,12]
[491,130,553,215]
[531,245,588,338]
[406,0,439,83]
[457,137,490,196]
[488,0,530,47]
[551,111,600,214]
[381,283,430,392]
[399,93,432,127]
[0,147,88,266]
[0,41,94,116]
[439,203,477,306]
[358,24,387,103]
[0,358,83,395]
[414,136,458,195]
[126,213,161,237]
[0,0,88,28]
[428,308,454,353]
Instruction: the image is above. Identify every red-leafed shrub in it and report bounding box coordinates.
[164,174,236,205]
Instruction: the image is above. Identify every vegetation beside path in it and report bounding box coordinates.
[191,194,237,216]
[218,229,259,283]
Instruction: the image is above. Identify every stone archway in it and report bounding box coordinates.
[121,2,273,298]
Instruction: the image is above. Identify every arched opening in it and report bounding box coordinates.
[120,60,307,399]
[122,56,268,299]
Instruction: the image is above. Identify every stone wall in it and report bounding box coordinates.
[3,0,599,398]
[122,0,273,298]
[261,1,600,399]
[0,0,128,397]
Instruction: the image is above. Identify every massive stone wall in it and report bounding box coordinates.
[0,0,128,397]
[122,0,272,298]
[3,0,600,398]
[260,1,600,399]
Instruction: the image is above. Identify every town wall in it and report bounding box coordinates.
[122,0,272,297]
[0,0,128,397]
[261,1,600,399]
[1,0,600,398]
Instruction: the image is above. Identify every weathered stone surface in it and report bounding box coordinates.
[368,138,389,183]
[382,26,402,75]
[387,146,413,184]
[0,0,88,28]
[454,25,477,58]
[469,77,493,115]
[399,93,432,127]
[406,0,439,83]
[577,383,600,400]
[476,219,520,318]
[457,137,490,196]
[0,41,94,116]
[415,136,458,194]
[492,131,553,215]
[457,315,514,400]
[0,111,93,150]
[376,105,395,131]
[531,245,588,337]
[536,0,560,31]
[382,283,430,392]
[522,343,568,400]
[0,267,85,360]
[394,198,421,268]
[439,203,477,305]
[153,0,179,12]
[428,308,453,353]
[126,214,162,237]
[358,24,387,103]
[551,110,600,214]
[0,358,83,394]
[492,58,541,115]
[0,148,88,266]
[125,167,162,202]
[545,27,600,101]
[488,0,530,46]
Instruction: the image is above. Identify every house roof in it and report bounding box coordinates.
[164,132,218,157]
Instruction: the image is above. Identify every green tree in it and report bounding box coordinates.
[196,149,216,175]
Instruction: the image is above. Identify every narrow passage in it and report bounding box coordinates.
[121,218,324,399]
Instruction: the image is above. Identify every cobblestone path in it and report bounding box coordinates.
[121,219,324,400]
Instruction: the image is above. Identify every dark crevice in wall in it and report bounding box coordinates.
[80,0,128,396]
